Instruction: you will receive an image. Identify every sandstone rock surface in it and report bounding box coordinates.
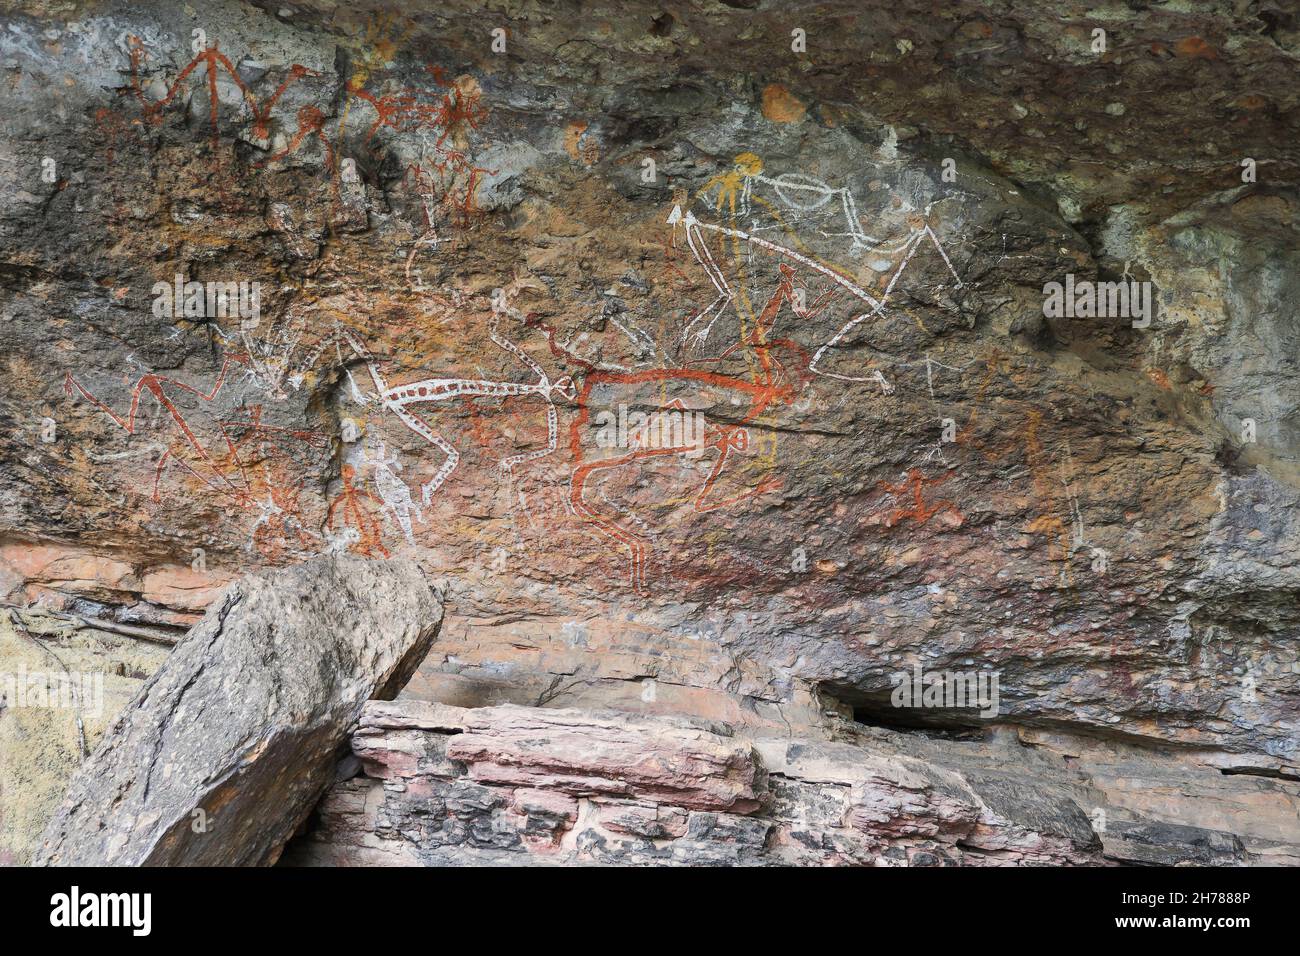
[1,0,1298,865]
[286,697,1298,867]
[34,555,444,866]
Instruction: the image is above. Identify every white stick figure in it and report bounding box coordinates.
[335,312,575,504]
[365,440,423,545]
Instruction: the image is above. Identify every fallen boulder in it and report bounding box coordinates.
[34,555,444,866]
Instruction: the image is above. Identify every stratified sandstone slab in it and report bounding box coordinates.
[284,699,1113,866]
[446,705,765,813]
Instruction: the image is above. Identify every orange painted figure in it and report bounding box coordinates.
[64,358,251,504]
[347,71,486,147]
[326,464,391,558]
[248,477,316,561]
[65,362,325,561]
[873,468,963,528]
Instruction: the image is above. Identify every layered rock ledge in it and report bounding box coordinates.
[284,698,1297,866]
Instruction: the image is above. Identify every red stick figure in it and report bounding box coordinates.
[64,358,252,504]
[873,468,963,528]
[326,464,391,558]
[124,36,317,152]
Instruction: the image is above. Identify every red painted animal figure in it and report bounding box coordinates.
[554,263,813,591]
[64,357,253,504]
